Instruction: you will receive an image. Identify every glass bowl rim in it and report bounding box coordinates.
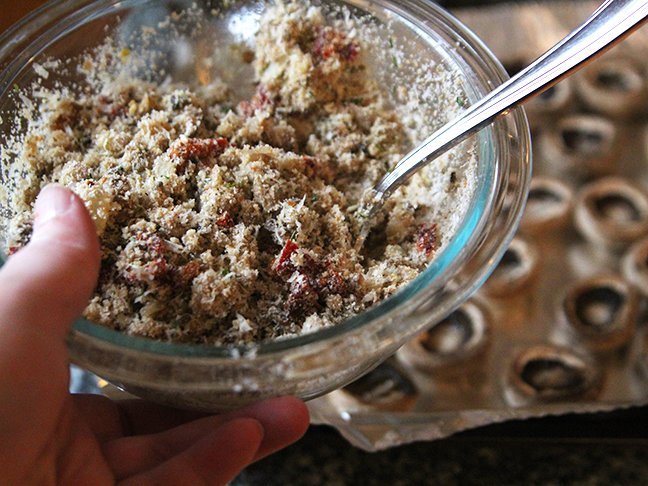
[0,0,529,359]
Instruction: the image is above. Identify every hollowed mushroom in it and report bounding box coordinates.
[482,236,539,296]
[524,78,573,128]
[562,275,638,352]
[342,359,418,412]
[622,236,648,297]
[574,177,648,251]
[575,57,646,119]
[536,115,618,178]
[520,177,573,233]
[398,299,490,371]
[506,344,601,405]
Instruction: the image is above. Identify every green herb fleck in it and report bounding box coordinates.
[349,97,363,105]
[13,84,19,93]
[392,56,398,68]
[456,96,465,107]
[221,268,230,277]
[389,37,394,48]
[227,182,239,188]
[290,230,298,241]
[311,194,319,203]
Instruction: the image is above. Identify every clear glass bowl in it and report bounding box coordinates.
[0,0,531,411]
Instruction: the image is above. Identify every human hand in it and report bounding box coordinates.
[0,184,310,485]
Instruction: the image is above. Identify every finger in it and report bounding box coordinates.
[0,184,101,342]
[117,418,263,486]
[234,396,310,461]
[118,395,309,448]
[120,395,310,460]
[73,394,210,443]
[73,394,124,443]
[0,185,101,478]
[102,396,309,479]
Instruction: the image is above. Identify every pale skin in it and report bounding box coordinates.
[0,184,310,485]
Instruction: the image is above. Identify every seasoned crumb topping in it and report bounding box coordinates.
[0,1,478,344]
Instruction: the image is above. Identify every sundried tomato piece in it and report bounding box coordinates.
[237,101,254,119]
[97,95,113,105]
[285,273,319,318]
[315,270,348,298]
[300,253,319,275]
[177,261,200,284]
[252,84,272,110]
[273,240,319,279]
[170,138,229,161]
[338,41,359,61]
[273,240,299,278]
[313,27,359,62]
[416,223,438,258]
[110,106,127,119]
[149,235,166,255]
[149,257,168,277]
[303,156,316,170]
[125,257,168,283]
[215,212,235,228]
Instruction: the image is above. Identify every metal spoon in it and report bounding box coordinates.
[356,0,648,248]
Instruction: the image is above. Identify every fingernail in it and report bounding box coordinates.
[34,184,75,225]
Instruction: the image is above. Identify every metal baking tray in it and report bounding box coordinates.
[307,0,648,450]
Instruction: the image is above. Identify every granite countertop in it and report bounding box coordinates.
[233,410,648,485]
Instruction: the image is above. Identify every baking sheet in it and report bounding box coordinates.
[306,0,648,450]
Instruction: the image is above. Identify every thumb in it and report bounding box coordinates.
[0,184,101,340]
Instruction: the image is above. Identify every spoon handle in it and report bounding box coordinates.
[371,0,648,202]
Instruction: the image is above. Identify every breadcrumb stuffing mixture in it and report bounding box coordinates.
[0,1,477,344]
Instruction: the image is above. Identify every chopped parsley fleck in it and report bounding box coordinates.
[392,56,398,68]
[389,37,394,48]
[456,96,465,107]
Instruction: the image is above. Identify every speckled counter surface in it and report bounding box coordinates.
[233,409,648,485]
